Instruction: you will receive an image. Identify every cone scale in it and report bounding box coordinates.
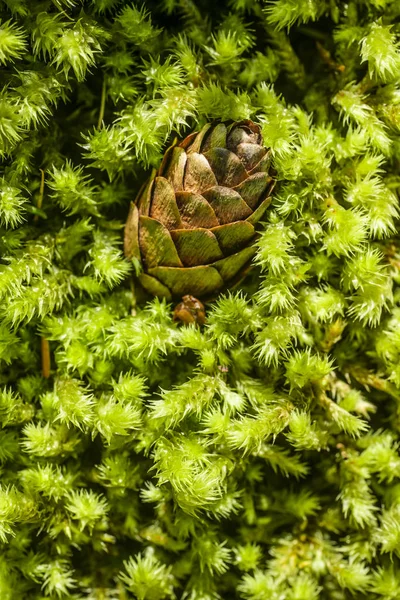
[124,120,275,300]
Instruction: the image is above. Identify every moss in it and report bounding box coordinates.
[0,0,400,598]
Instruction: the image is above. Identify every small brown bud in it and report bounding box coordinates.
[173,295,206,326]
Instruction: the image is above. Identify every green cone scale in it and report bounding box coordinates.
[124,120,275,300]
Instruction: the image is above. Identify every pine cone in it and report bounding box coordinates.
[124,120,275,300]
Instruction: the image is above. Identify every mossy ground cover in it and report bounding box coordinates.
[1,1,400,598]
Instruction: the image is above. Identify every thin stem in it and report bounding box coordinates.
[297,26,331,42]
[346,365,400,402]
[41,337,51,379]
[97,77,106,129]
[130,279,137,316]
[33,169,45,223]
[316,42,345,73]
[354,73,376,94]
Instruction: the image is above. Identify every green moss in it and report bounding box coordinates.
[0,0,400,597]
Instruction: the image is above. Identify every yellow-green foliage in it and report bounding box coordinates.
[0,0,400,598]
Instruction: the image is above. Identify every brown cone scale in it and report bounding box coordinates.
[124,120,275,300]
